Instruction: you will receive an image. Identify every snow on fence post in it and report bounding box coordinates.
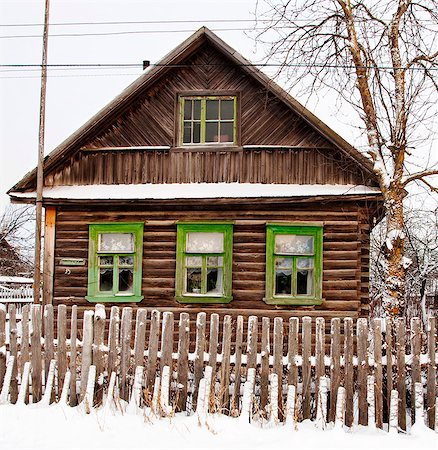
[285,385,296,429]
[177,312,190,412]
[0,355,14,404]
[302,317,312,420]
[93,304,106,406]
[103,372,117,413]
[41,359,56,406]
[389,390,399,434]
[160,365,172,417]
[269,373,279,424]
[0,304,7,392]
[31,305,43,403]
[426,317,436,429]
[60,370,71,404]
[82,365,96,414]
[412,382,424,429]
[151,376,160,415]
[240,367,256,422]
[335,386,346,429]
[367,375,375,429]
[315,376,328,430]
[80,310,94,401]
[196,366,213,424]
[127,365,144,415]
[17,361,31,405]
[373,318,383,429]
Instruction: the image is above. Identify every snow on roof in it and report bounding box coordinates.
[10,183,381,201]
[0,276,33,284]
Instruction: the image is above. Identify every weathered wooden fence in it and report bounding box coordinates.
[0,303,436,431]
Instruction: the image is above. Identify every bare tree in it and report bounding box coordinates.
[255,0,438,317]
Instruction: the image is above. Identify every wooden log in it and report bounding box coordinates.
[410,317,421,425]
[57,304,68,398]
[146,309,160,393]
[373,318,383,429]
[177,312,189,412]
[0,306,6,392]
[92,304,106,405]
[260,317,270,414]
[43,305,55,385]
[232,315,244,414]
[315,317,325,410]
[273,317,284,418]
[193,312,206,411]
[208,313,219,404]
[385,318,393,421]
[302,316,312,420]
[328,318,340,423]
[246,316,258,370]
[120,307,133,402]
[357,318,368,426]
[344,317,354,427]
[31,305,43,403]
[287,317,299,389]
[80,310,94,401]
[133,308,147,369]
[8,305,18,404]
[396,318,406,432]
[107,306,120,377]
[219,315,231,412]
[69,305,78,406]
[426,317,436,429]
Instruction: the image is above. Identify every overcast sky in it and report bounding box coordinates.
[0,0,436,211]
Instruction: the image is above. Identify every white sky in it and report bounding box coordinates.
[0,0,436,211]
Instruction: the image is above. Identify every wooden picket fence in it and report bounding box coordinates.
[0,303,436,431]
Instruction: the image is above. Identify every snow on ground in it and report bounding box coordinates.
[0,404,436,450]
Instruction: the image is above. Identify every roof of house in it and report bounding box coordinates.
[9,27,378,194]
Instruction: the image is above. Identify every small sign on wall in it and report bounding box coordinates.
[59,258,86,266]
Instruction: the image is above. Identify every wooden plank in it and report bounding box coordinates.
[315,317,325,408]
[43,206,56,306]
[208,313,219,405]
[287,317,298,388]
[193,312,206,411]
[246,316,258,370]
[177,312,189,412]
[260,317,270,414]
[92,304,106,406]
[231,315,244,414]
[31,305,43,403]
[396,318,406,432]
[80,310,94,401]
[43,304,55,385]
[133,308,147,369]
[410,317,421,425]
[0,306,6,392]
[160,311,174,371]
[373,318,383,429]
[107,306,120,377]
[357,318,368,426]
[57,304,68,399]
[120,307,133,402]
[426,317,436,429]
[302,316,312,420]
[273,317,284,418]
[69,305,78,406]
[146,309,160,393]
[385,318,393,423]
[8,305,18,404]
[219,314,232,412]
[21,304,31,373]
[328,318,340,423]
[344,317,354,427]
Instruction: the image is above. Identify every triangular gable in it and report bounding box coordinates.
[9,27,378,193]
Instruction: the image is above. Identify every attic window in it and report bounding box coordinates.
[180,96,236,145]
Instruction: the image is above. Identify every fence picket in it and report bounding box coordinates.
[146,309,160,393]
[93,304,106,405]
[357,318,368,426]
[410,317,421,425]
[193,312,206,411]
[302,316,312,420]
[231,315,244,414]
[329,318,340,423]
[177,312,189,411]
[373,318,383,429]
[396,318,406,432]
[315,317,325,408]
[0,305,6,391]
[21,304,30,371]
[69,305,78,406]
[426,317,436,429]
[208,313,219,403]
[57,305,67,397]
[120,307,133,402]
[43,305,55,386]
[344,317,354,427]
[260,317,270,413]
[219,315,231,412]
[107,306,120,377]
[8,305,18,404]
[287,317,299,389]
[80,310,94,401]
[31,305,43,403]
[133,308,147,369]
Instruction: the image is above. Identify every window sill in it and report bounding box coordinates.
[175,295,233,304]
[85,295,144,303]
[263,297,324,306]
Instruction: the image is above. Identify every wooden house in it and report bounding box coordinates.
[8,27,383,322]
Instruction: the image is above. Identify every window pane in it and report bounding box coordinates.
[183,123,192,143]
[99,268,113,292]
[99,233,134,252]
[186,268,202,293]
[186,232,224,253]
[193,122,201,143]
[186,256,202,267]
[297,258,314,269]
[274,234,314,255]
[193,100,201,120]
[207,256,223,267]
[119,256,134,266]
[184,100,192,120]
[205,122,219,142]
[206,100,219,120]
[99,256,113,266]
[220,100,234,120]
[297,269,313,295]
[219,122,234,142]
[119,269,133,292]
[275,269,291,295]
[207,268,223,294]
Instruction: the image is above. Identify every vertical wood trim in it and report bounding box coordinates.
[43,206,56,306]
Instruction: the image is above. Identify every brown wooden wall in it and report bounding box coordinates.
[52,199,378,320]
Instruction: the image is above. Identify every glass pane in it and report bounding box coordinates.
[275,258,292,269]
[297,269,313,295]
[99,233,134,252]
[119,269,133,292]
[193,122,201,143]
[99,268,113,292]
[207,268,223,294]
[193,100,201,120]
[183,123,192,143]
[207,256,223,267]
[184,100,192,120]
[274,234,314,255]
[186,232,224,253]
[220,100,234,120]
[186,256,202,267]
[206,100,219,120]
[119,256,134,266]
[206,122,218,142]
[275,269,291,295]
[297,258,314,269]
[186,268,202,293]
[219,122,233,142]
[99,256,113,266]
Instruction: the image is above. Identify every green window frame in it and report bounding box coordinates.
[176,223,233,303]
[265,224,323,305]
[180,96,237,145]
[86,223,144,303]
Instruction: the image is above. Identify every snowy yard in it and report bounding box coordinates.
[0,404,436,450]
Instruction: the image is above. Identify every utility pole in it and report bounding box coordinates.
[34,0,50,304]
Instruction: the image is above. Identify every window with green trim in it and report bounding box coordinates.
[176,223,233,303]
[180,96,237,145]
[86,223,144,303]
[265,225,323,305]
